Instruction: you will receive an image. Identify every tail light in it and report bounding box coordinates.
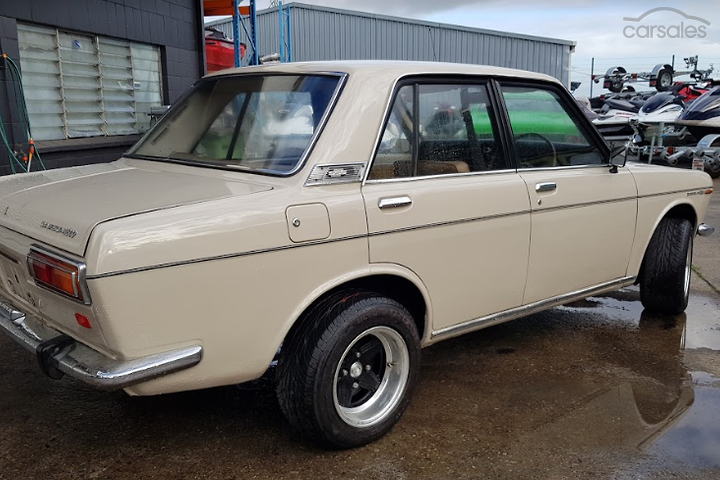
[27,246,90,304]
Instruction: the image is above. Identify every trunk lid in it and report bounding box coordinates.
[0,159,272,256]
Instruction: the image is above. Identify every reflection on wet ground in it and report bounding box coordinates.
[561,287,720,476]
[0,286,719,479]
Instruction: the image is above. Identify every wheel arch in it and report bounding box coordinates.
[635,202,698,283]
[278,267,432,359]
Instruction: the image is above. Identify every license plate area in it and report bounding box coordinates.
[0,257,34,308]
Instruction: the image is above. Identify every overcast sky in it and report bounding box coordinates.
[220,1,720,95]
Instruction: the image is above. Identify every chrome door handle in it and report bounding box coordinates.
[535,182,557,193]
[378,196,412,209]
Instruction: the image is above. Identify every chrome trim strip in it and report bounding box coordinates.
[378,196,412,209]
[431,276,636,340]
[369,209,531,237]
[87,234,370,279]
[88,207,530,278]
[27,245,92,305]
[365,168,517,184]
[0,293,202,390]
[86,187,661,279]
[518,163,610,173]
[638,187,714,200]
[534,196,636,213]
[698,223,715,237]
[535,182,557,192]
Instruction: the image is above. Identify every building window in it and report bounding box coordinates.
[17,23,163,141]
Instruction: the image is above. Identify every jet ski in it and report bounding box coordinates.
[675,86,720,139]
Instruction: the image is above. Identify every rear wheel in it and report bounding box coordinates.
[640,217,694,314]
[276,291,420,448]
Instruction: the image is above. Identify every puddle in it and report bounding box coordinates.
[690,371,720,385]
[646,387,720,469]
[559,286,645,324]
[536,287,720,470]
[684,294,720,350]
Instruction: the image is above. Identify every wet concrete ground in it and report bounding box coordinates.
[1,180,720,479]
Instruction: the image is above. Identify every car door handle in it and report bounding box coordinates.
[535,182,557,193]
[378,196,413,209]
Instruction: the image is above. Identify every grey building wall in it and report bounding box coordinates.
[0,0,205,176]
[208,3,575,86]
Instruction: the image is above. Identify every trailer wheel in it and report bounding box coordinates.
[705,155,720,178]
[655,68,673,91]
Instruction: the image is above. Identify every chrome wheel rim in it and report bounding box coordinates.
[660,73,672,88]
[333,326,410,428]
[684,238,693,300]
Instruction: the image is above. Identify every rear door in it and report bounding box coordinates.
[362,79,531,334]
[497,81,638,304]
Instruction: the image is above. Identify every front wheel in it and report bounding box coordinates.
[276,291,420,448]
[640,217,694,314]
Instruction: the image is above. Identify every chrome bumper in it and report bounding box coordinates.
[0,296,202,391]
[698,223,715,237]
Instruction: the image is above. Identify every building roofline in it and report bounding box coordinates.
[205,2,576,47]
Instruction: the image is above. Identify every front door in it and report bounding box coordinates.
[498,82,638,304]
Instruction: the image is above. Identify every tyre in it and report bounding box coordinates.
[704,154,720,178]
[276,291,421,448]
[640,217,694,314]
[655,68,673,91]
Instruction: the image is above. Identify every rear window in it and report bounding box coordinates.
[128,74,343,174]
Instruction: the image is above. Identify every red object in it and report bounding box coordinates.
[75,313,92,329]
[675,83,710,103]
[205,27,245,73]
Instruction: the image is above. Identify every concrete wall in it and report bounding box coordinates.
[0,0,205,176]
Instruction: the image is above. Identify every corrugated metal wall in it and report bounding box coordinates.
[207,3,575,86]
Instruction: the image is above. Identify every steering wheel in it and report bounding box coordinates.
[515,133,557,168]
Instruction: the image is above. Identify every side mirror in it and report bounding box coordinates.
[609,145,627,173]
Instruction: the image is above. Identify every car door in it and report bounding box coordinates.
[497,81,638,305]
[362,80,531,334]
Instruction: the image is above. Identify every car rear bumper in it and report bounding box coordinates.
[0,294,202,391]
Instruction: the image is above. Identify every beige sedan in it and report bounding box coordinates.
[0,61,714,448]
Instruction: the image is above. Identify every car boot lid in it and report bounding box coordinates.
[0,159,272,257]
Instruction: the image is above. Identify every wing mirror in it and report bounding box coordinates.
[609,145,627,174]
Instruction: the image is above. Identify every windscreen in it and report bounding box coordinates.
[128,74,343,174]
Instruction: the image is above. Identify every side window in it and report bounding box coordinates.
[500,85,604,169]
[368,82,504,180]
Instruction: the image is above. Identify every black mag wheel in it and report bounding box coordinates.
[333,325,410,428]
[640,217,694,314]
[276,291,420,449]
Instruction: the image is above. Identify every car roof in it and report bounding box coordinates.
[204,60,561,85]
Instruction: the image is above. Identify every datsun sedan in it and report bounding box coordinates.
[0,61,714,448]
